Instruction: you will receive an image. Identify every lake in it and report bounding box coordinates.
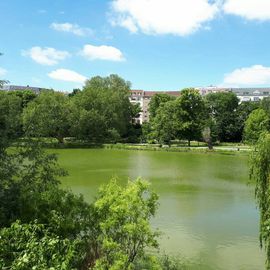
[55,148,265,270]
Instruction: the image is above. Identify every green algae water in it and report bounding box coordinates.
[55,149,265,270]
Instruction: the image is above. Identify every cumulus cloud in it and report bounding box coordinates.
[22,47,70,66]
[48,69,87,84]
[50,22,93,36]
[110,0,219,36]
[223,0,270,20]
[80,44,125,61]
[0,67,7,77]
[223,65,270,86]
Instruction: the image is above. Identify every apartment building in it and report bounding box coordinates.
[131,87,270,124]
[130,90,180,124]
[1,84,43,94]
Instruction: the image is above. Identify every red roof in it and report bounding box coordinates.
[144,91,180,97]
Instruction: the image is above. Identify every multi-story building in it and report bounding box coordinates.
[230,88,270,102]
[0,84,43,94]
[130,90,180,124]
[196,86,270,102]
[131,87,270,124]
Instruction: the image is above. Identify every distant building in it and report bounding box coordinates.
[230,88,270,102]
[196,86,270,102]
[131,87,270,124]
[130,90,180,124]
[0,84,43,94]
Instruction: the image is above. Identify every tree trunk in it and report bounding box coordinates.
[207,138,213,150]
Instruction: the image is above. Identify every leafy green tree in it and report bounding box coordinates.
[235,101,260,141]
[0,221,81,270]
[152,100,180,145]
[176,88,206,146]
[68,88,81,97]
[205,92,239,142]
[250,133,270,269]
[0,91,22,147]
[149,93,176,120]
[8,90,37,108]
[244,108,270,143]
[69,75,132,142]
[23,90,70,143]
[261,97,270,116]
[69,106,107,142]
[93,179,159,270]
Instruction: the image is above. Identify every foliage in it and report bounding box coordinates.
[235,101,260,141]
[244,108,270,143]
[149,93,176,119]
[8,90,37,108]
[176,88,206,145]
[0,221,81,270]
[93,179,159,270]
[250,133,270,269]
[0,91,22,148]
[23,90,70,143]
[205,92,240,142]
[68,88,81,97]
[152,89,206,145]
[152,100,180,144]
[0,133,162,269]
[261,97,270,116]
[69,74,132,142]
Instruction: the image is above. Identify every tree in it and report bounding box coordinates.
[8,90,37,108]
[149,93,176,120]
[0,91,22,147]
[235,101,260,141]
[69,74,133,142]
[250,133,270,269]
[93,179,159,270]
[176,88,206,146]
[205,92,240,142]
[0,221,81,270]
[261,97,270,116]
[244,108,270,143]
[68,88,81,97]
[23,90,70,143]
[152,100,180,145]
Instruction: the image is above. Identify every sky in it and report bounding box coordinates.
[1,0,270,92]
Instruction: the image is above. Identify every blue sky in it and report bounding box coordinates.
[1,0,270,92]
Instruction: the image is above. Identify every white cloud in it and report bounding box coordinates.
[0,67,7,77]
[223,65,270,86]
[223,0,270,20]
[48,69,87,84]
[80,44,125,61]
[22,47,70,66]
[110,0,219,36]
[50,22,93,36]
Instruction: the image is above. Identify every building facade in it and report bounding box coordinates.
[1,84,43,94]
[129,90,180,124]
[130,87,270,124]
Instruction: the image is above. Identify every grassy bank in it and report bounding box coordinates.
[103,143,251,155]
[14,138,251,155]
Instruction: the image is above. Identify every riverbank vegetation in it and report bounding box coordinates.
[0,137,186,269]
[1,74,270,149]
[250,132,270,270]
